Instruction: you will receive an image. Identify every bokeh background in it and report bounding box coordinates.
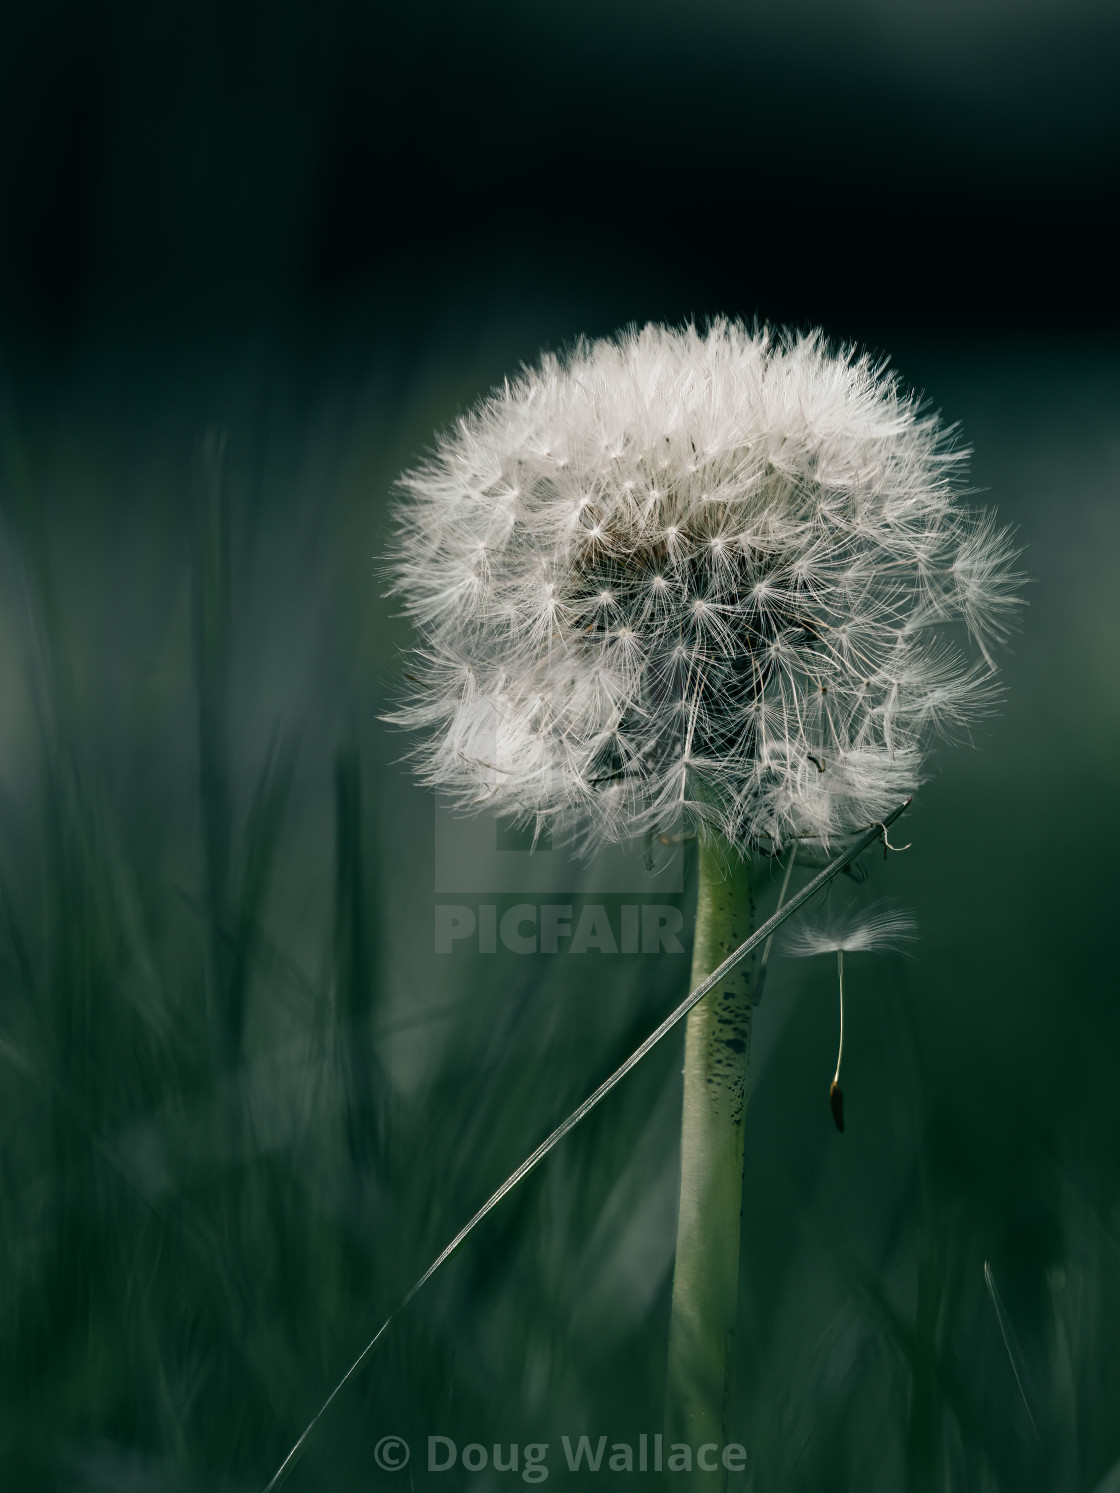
[1,2,1119,1489]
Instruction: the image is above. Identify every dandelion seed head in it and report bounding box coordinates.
[388,320,1025,852]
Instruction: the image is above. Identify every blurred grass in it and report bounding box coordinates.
[0,323,1119,1491]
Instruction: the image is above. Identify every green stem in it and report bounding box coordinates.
[666,835,757,1470]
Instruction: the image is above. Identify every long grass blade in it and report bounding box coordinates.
[984,1259,1041,1442]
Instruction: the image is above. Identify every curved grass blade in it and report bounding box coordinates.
[984,1260,1041,1442]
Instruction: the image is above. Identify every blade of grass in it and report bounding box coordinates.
[984,1260,1041,1442]
[332,742,385,1172]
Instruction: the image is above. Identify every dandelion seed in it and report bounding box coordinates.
[783,902,918,1130]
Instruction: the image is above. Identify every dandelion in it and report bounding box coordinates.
[389,320,1019,856]
[386,320,1023,1467]
[783,901,919,1130]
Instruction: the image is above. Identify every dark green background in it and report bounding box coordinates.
[1,3,1118,1489]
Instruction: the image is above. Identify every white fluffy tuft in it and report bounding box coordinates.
[781,901,920,957]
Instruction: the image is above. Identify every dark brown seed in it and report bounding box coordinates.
[829,1078,845,1133]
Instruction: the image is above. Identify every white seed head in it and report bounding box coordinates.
[387,320,1024,853]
